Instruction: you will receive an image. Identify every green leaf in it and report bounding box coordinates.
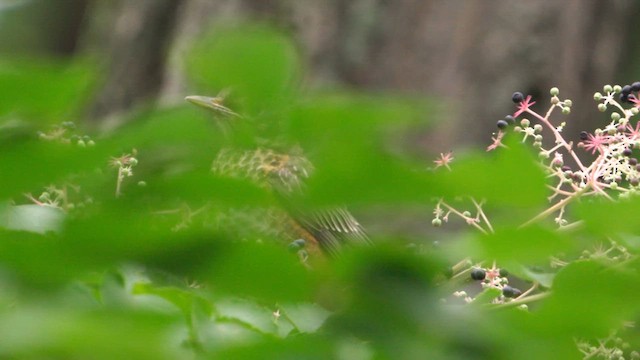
[0,57,95,122]
[519,266,556,288]
[471,286,502,305]
[206,242,316,303]
[536,260,640,338]
[479,225,576,264]
[0,204,64,234]
[280,302,331,333]
[289,93,436,205]
[434,137,547,206]
[216,298,278,335]
[0,138,106,198]
[0,307,180,360]
[574,197,640,236]
[186,24,300,115]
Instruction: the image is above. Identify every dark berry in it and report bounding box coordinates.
[631,178,640,187]
[623,148,633,157]
[512,92,525,103]
[620,93,630,103]
[504,115,515,124]
[630,158,638,166]
[470,268,486,281]
[636,163,640,172]
[499,268,509,277]
[561,165,572,172]
[579,131,589,141]
[632,82,640,92]
[497,120,509,129]
[502,285,522,298]
[622,85,632,95]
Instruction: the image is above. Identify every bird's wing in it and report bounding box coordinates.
[295,207,371,257]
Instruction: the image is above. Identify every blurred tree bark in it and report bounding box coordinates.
[83,0,183,128]
[155,0,639,151]
[74,0,640,152]
[0,0,88,56]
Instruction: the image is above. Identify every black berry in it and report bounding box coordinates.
[497,120,509,129]
[561,166,572,172]
[622,85,632,95]
[504,115,515,124]
[620,93,630,103]
[502,285,522,298]
[499,268,509,277]
[623,148,633,157]
[631,178,640,187]
[632,82,640,92]
[629,158,638,166]
[512,92,525,103]
[470,268,486,281]
[579,131,589,141]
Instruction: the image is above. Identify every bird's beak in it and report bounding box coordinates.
[185,95,216,110]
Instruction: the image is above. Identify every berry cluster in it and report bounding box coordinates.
[38,121,95,147]
[469,266,522,299]
[488,84,640,227]
[617,81,640,104]
[576,330,638,360]
[26,184,93,212]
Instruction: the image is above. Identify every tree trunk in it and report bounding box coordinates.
[85,0,183,128]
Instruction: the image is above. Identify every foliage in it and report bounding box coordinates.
[0,24,639,360]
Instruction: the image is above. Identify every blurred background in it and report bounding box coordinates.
[2,2,640,358]
[3,0,640,149]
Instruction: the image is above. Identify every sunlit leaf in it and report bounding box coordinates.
[0,204,64,234]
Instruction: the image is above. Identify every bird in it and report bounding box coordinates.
[185,93,371,260]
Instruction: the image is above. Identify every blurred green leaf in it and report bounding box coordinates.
[0,138,107,198]
[536,260,640,338]
[574,197,640,237]
[186,24,299,115]
[214,335,334,360]
[280,302,331,334]
[132,282,213,317]
[518,266,556,288]
[0,306,180,360]
[289,93,435,205]
[471,286,501,305]
[479,225,576,264]
[206,242,315,303]
[434,136,547,207]
[216,297,279,335]
[0,204,64,234]
[0,57,95,122]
